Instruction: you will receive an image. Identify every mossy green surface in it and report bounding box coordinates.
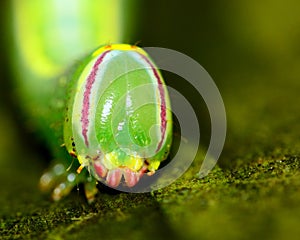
[1,69,300,239]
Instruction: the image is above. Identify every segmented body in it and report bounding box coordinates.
[64,44,172,188]
[10,1,172,200]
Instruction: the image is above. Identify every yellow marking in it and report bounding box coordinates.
[102,151,144,172]
[77,164,85,174]
[102,152,118,170]
[92,44,148,58]
[128,156,144,171]
[148,160,161,171]
[69,150,77,157]
[78,155,85,164]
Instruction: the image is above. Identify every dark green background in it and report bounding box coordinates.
[1,1,300,239]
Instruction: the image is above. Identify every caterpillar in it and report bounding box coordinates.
[9,0,172,202]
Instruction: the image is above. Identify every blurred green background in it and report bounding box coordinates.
[1,0,300,239]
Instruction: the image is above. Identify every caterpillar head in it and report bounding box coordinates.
[64,44,172,188]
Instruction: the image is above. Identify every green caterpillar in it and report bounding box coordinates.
[10,0,172,202]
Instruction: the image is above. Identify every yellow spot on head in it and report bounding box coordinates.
[102,151,144,172]
[103,152,118,170]
[128,156,144,171]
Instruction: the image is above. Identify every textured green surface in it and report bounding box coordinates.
[1,1,300,239]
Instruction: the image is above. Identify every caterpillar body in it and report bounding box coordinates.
[10,1,172,201]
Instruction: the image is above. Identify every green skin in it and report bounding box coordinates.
[64,44,172,193]
[10,1,172,201]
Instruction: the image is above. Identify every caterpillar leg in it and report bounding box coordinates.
[84,176,99,204]
[39,162,98,202]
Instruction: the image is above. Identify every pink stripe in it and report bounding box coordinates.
[139,53,167,152]
[81,50,111,146]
